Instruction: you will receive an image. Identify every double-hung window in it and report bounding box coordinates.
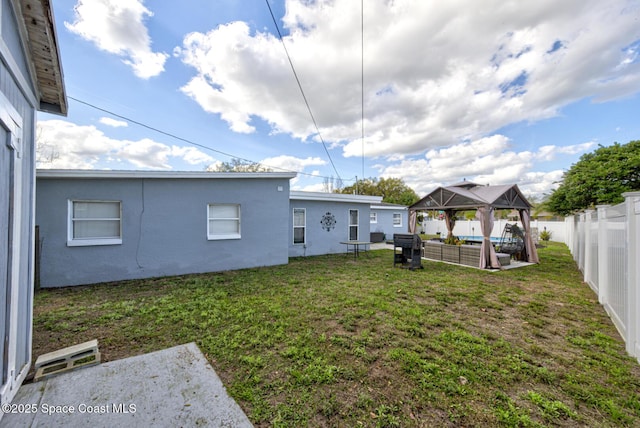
[68,200,122,246]
[293,208,306,244]
[393,213,402,227]
[207,204,241,240]
[349,209,359,241]
[370,212,377,223]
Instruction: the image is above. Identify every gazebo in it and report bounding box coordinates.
[408,181,539,269]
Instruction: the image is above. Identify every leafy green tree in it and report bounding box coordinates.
[546,141,640,215]
[207,158,273,172]
[338,177,420,206]
[340,178,379,196]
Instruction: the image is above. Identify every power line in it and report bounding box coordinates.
[67,95,353,182]
[361,0,365,190]
[264,0,343,183]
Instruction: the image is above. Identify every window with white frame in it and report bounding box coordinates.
[68,200,122,246]
[393,213,402,227]
[293,208,306,244]
[349,209,359,241]
[370,212,377,223]
[207,204,241,240]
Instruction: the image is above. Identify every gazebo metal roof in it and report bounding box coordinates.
[409,181,532,212]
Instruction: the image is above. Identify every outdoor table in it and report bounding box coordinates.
[340,241,372,260]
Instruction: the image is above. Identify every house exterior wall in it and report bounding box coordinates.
[36,175,293,287]
[370,206,408,239]
[288,198,376,257]
[1,0,39,408]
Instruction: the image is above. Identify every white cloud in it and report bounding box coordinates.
[36,120,124,169]
[260,155,326,172]
[176,0,640,160]
[36,120,213,170]
[99,117,128,128]
[518,170,565,198]
[375,134,590,198]
[294,182,329,192]
[425,135,512,170]
[65,0,168,78]
[535,142,596,161]
[171,146,215,165]
[116,139,172,169]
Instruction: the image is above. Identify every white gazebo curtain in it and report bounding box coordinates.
[444,210,456,240]
[408,210,417,234]
[518,209,539,263]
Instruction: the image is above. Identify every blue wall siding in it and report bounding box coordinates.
[288,200,372,257]
[36,177,291,287]
[370,208,408,239]
[1,0,32,89]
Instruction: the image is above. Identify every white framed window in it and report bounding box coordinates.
[370,212,377,223]
[208,204,241,240]
[349,209,359,241]
[67,200,122,246]
[393,213,403,227]
[293,208,306,244]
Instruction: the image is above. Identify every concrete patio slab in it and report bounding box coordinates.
[2,342,253,428]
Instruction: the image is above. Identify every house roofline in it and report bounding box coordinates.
[371,204,408,210]
[36,169,297,180]
[290,191,382,204]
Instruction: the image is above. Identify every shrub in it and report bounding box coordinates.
[540,230,552,241]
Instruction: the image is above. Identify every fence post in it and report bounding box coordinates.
[577,212,586,270]
[624,192,640,361]
[583,210,594,286]
[596,205,609,306]
[564,216,572,248]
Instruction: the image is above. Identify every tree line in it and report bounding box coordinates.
[206,139,640,215]
[545,140,639,215]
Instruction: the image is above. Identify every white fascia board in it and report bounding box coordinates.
[290,190,382,204]
[36,169,297,180]
[371,205,408,210]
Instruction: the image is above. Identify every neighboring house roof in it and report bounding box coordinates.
[410,181,532,211]
[36,170,297,180]
[290,191,382,204]
[15,0,67,115]
[371,202,407,210]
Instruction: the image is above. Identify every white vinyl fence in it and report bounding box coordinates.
[421,218,567,242]
[565,192,640,362]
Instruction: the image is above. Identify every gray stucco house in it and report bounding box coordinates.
[1,0,67,409]
[289,191,382,257]
[36,170,296,287]
[370,203,409,241]
[35,171,384,288]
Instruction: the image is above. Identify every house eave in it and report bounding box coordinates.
[371,204,408,210]
[36,169,298,180]
[15,0,67,115]
[290,191,382,204]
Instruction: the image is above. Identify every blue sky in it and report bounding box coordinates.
[37,0,640,199]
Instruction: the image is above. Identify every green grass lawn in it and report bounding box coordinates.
[33,242,640,427]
